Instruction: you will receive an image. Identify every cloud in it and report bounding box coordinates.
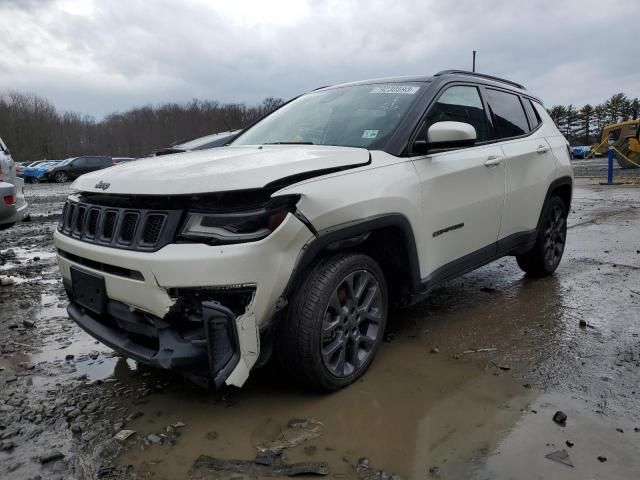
[1,0,638,118]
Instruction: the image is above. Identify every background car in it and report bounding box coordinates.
[48,155,114,183]
[153,130,240,156]
[571,145,592,159]
[17,160,49,177]
[113,157,135,164]
[22,160,62,183]
[0,136,29,230]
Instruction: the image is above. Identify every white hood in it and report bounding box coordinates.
[72,145,370,195]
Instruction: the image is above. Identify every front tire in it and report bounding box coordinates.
[516,196,567,277]
[277,253,388,391]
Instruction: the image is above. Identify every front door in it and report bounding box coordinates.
[411,85,505,278]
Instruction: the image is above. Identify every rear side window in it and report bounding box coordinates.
[523,99,542,129]
[86,157,109,166]
[486,89,529,139]
[424,85,490,142]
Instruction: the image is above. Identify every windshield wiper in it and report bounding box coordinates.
[263,141,314,145]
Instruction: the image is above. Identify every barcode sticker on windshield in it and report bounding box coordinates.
[370,85,419,95]
[362,130,379,139]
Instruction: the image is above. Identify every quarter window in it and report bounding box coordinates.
[486,89,530,139]
[523,99,542,129]
[424,86,490,142]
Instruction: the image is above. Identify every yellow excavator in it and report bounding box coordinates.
[592,119,640,169]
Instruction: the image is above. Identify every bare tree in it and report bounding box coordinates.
[0,92,284,161]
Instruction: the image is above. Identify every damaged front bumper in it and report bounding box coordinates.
[65,289,244,388]
[53,212,314,387]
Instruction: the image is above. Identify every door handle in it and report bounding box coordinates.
[484,155,503,167]
[537,145,550,154]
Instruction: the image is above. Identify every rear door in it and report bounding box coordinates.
[86,157,103,172]
[484,89,558,240]
[89,156,112,172]
[70,157,90,177]
[411,85,506,276]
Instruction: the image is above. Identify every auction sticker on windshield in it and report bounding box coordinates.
[362,130,379,139]
[370,85,420,94]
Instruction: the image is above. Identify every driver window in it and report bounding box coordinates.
[423,86,489,142]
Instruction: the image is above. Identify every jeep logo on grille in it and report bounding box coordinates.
[95,181,111,190]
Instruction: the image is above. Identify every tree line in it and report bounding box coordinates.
[2,90,639,161]
[0,92,284,162]
[547,93,639,146]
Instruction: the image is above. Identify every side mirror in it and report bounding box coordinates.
[413,121,477,154]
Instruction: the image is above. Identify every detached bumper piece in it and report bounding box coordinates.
[66,298,240,388]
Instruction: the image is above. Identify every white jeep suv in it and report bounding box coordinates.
[54,71,572,390]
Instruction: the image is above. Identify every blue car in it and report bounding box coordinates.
[571,146,592,159]
[22,160,63,183]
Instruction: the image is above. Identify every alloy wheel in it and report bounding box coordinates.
[543,204,566,268]
[321,270,383,378]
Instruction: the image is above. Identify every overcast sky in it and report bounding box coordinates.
[1,0,638,118]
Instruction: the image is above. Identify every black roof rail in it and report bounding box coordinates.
[433,70,526,90]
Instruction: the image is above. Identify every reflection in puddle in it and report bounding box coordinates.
[116,341,538,480]
[12,274,138,383]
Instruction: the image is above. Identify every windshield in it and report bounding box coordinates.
[232,83,425,149]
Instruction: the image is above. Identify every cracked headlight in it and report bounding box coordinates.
[179,195,299,244]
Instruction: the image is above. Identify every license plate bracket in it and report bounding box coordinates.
[71,267,106,315]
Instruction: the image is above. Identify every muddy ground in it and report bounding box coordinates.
[1,179,639,480]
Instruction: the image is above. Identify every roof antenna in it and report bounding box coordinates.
[472,50,477,72]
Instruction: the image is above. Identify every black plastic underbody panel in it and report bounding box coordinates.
[66,297,240,388]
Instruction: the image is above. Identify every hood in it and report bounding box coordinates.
[72,145,370,195]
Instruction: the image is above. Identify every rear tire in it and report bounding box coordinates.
[516,196,567,277]
[277,253,388,391]
[55,171,69,183]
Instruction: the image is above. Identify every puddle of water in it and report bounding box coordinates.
[13,282,132,383]
[473,391,640,480]
[117,339,538,479]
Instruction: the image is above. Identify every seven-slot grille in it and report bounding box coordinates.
[58,199,182,251]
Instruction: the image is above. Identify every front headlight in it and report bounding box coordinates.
[179,195,299,244]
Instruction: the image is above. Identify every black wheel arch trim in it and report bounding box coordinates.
[534,176,573,234]
[281,213,421,300]
[543,176,573,213]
